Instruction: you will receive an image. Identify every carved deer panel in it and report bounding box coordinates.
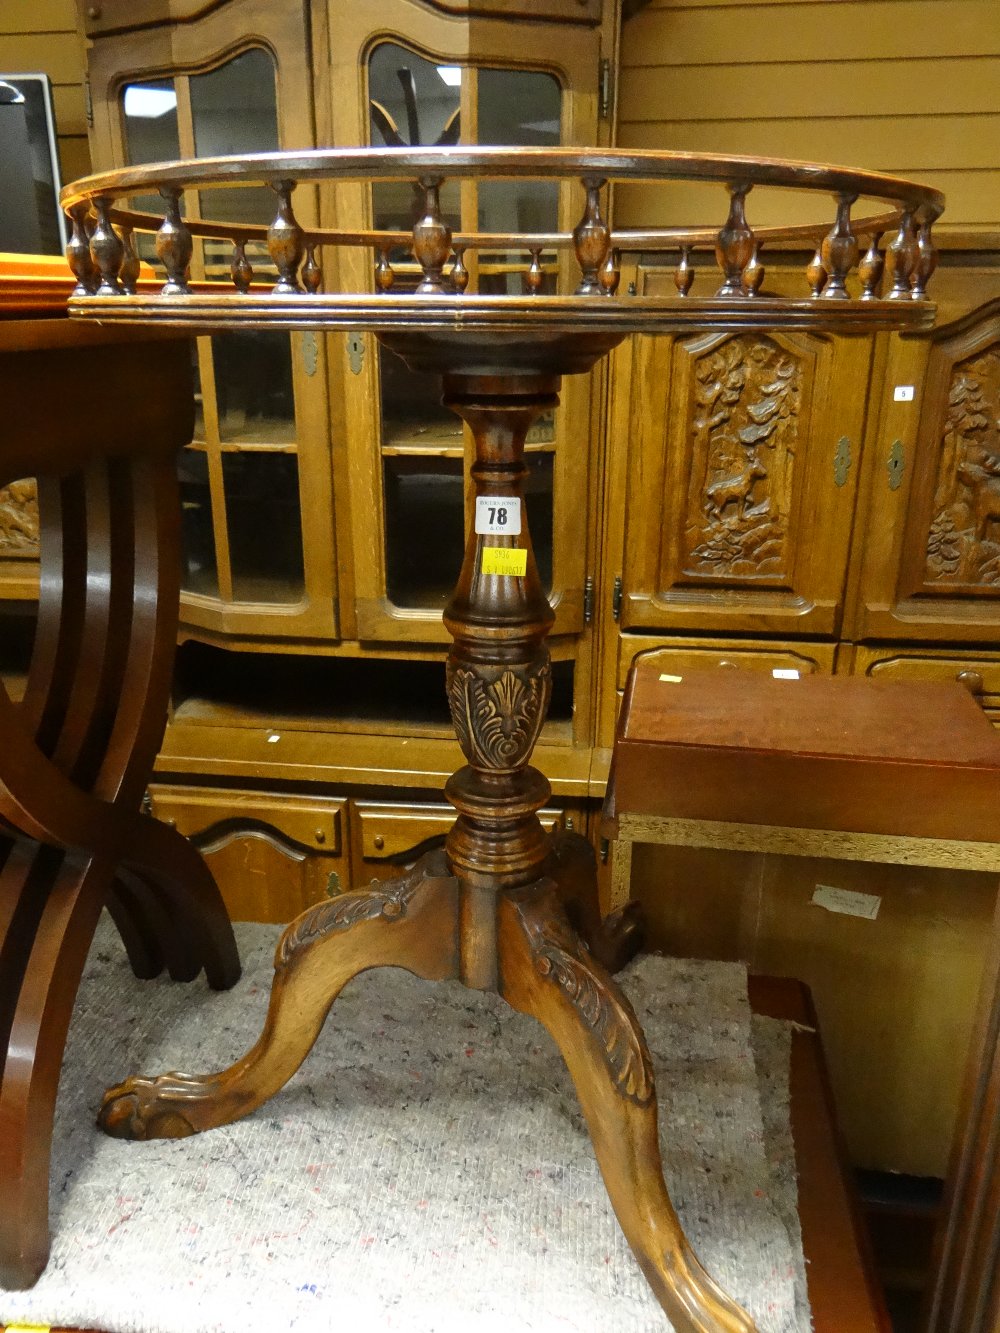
[922,344,1000,590]
[681,334,803,582]
[0,479,39,555]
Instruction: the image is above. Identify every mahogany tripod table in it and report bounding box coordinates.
[60,146,942,1330]
[0,265,240,1291]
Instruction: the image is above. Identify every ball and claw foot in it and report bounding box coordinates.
[96,854,460,1142]
[99,1073,203,1139]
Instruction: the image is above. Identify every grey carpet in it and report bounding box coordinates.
[0,918,811,1332]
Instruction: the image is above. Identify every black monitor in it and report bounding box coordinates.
[0,73,67,256]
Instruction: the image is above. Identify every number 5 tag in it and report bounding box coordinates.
[475,496,522,535]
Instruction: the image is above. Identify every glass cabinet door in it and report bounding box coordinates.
[111,14,335,643]
[336,36,593,644]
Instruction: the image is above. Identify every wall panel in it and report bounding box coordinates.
[0,0,91,195]
[619,0,1000,231]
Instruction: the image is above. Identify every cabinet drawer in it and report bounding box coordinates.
[850,647,1000,720]
[351,800,569,884]
[616,637,837,691]
[147,785,347,924]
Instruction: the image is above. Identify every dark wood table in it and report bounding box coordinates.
[0,262,239,1289]
[58,143,942,1333]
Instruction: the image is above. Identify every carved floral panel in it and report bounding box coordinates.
[681,334,802,581]
[924,345,1000,588]
[0,479,39,554]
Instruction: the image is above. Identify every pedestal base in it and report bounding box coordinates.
[98,834,755,1333]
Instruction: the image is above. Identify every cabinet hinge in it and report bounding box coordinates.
[583,574,594,625]
[598,57,613,120]
[83,73,93,128]
[612,574,623,621]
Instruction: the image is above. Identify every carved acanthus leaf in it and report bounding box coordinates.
[447,659,551,771]
[518,901,654,1106]
[276,873,422,968]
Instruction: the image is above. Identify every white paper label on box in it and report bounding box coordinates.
[772,668,800,679]
[893,385,915,402]
[812,885,881,920]
[475,496,521,535]
[658,673,683,683]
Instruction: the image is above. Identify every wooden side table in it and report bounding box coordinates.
[59,144,942,1333]
[604,666,1000,914]
[604,663,1000,1333]
[0,263,240,1289]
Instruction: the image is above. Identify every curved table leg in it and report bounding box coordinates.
[0,404,240,1288]
[498,879,759,1333]
[99,852,460,1139]
[549,829,644,973]
[0,848,109,1289]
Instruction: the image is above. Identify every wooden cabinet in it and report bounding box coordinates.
[847,298,1000,645]
[146,785,348,923]
[613,265,873,640]
[73,0,618,837]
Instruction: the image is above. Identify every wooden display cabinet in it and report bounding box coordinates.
[846,292,1000,646]
[612,262,874,640]
[74,0,620,917]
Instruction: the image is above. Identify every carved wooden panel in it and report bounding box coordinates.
[0,479,39,555]
[682,334,802,583]
[922,342,1000,590]
[616,288,867,638]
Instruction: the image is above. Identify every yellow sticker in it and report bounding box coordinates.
[481,546,527,577]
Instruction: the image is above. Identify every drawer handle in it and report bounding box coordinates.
[956,669,985,696]
[717,660,738,670]
[373,834,385,851]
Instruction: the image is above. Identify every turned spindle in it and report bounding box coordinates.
[268,181,306,295]
[910,214,938,300]
[66,203,99,297]
[742,243,765,297]
[302,241,322,294]
[451,246,469,293]
[119,227,140,294]
[90,197,125,296]
[715,183,754,297]
[886,210,917,300]
[230,239,253,293]
[411,176,452,295]
[599,247,621,295]
[859,232,884,300]
[806,247,827,297]
[573,176,610,295]
[820,192,859,299]
[156,187,193,295]
[674,246,694,297]
[375,246,395,292]
[525,247,544,294]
